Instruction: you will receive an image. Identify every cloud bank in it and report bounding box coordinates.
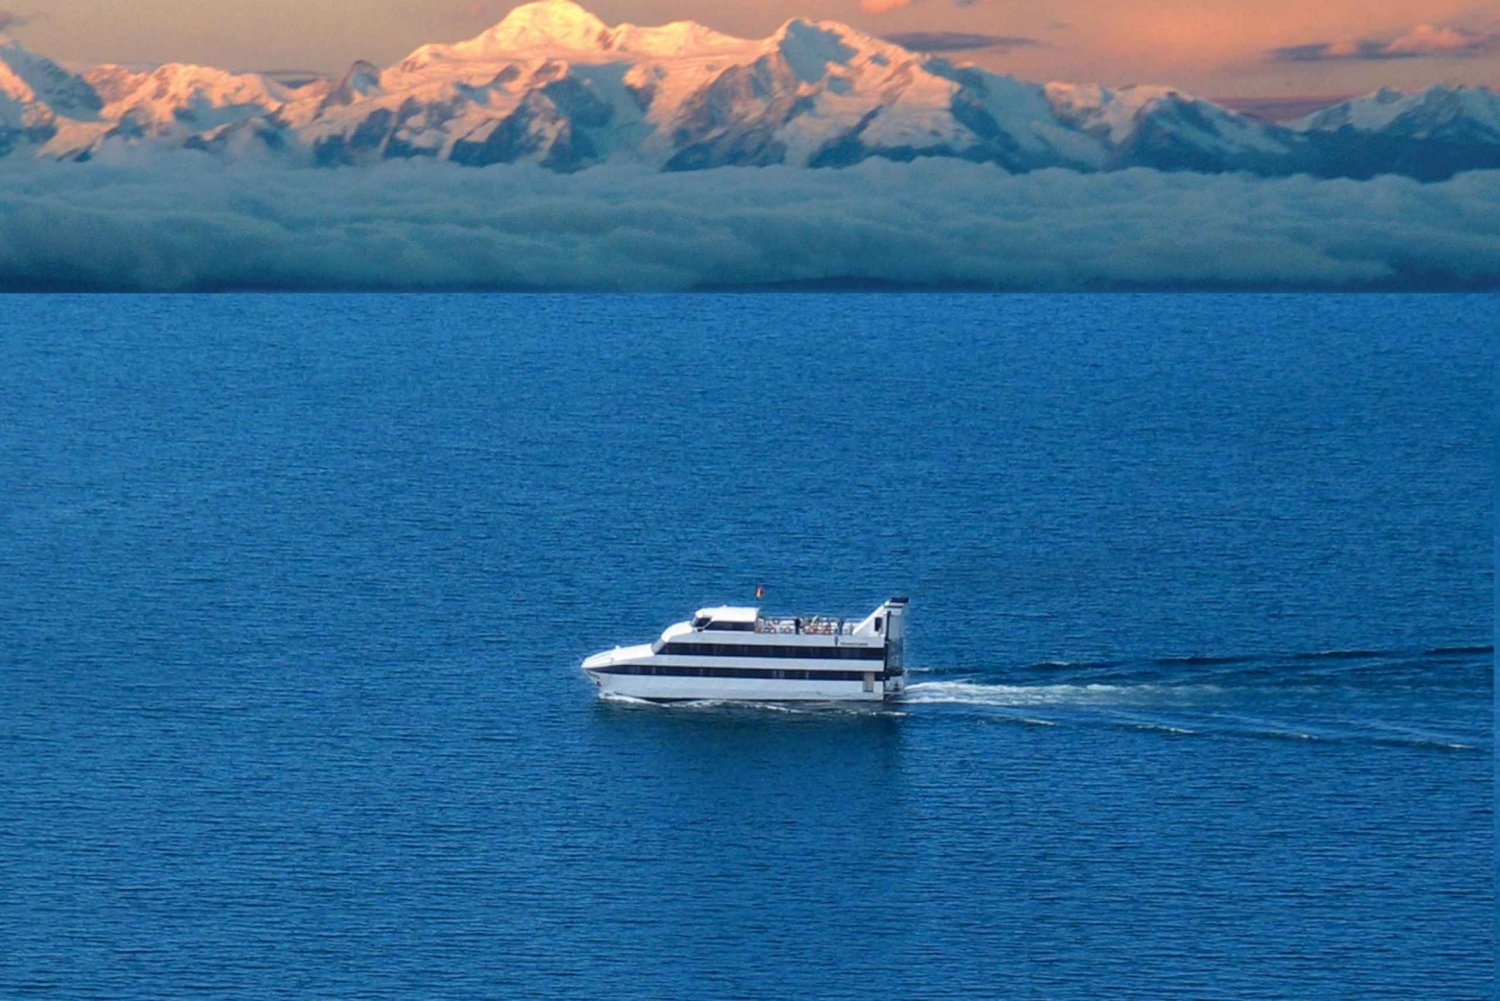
[1272,23,1497,62]
[881,31,1040,53]
[0,154,1496,291]
[860,0,981,11]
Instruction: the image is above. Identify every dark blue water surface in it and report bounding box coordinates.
[1,294,1493,999]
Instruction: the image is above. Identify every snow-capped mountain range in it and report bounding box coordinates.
[2,0,1497,178]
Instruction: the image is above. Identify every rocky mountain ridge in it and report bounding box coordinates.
[1,1,1496,179]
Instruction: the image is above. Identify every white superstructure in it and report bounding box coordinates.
[582,597,909,702]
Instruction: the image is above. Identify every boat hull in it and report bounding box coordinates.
[587,669,892,702]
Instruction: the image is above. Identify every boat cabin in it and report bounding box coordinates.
[689,606,759,631]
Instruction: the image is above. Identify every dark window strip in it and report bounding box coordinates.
[593,665,878,681]
[658,642,884,661]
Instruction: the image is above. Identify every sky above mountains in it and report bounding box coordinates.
[2,0,1496,97]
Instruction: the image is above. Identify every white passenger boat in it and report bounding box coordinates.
[582,597,908,702]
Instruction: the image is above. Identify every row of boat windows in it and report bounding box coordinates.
[656,642,885,661]
[597,665,874,681]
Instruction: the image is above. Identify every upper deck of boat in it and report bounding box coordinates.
[756,615,859,636]
[688,605,875,639]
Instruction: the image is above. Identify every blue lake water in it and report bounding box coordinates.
[0,293,1493,999]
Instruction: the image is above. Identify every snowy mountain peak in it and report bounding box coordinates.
[409,1,746,64]
[324,59,380,107]
[1292,84,1500,142]
[1047,83,1197,144]
[606,19,746,56]
[0,4,1496,181]
[90,64,289,119]
[0,36,102,114]
[464,0,611,55]
[775,18,902,59]
[771,20,861,82]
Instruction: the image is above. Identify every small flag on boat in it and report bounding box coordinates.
[755,583,765,599]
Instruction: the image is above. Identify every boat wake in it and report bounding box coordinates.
[914,641,1491,689]
[897,642,1488,751]
[901,680,1214,707]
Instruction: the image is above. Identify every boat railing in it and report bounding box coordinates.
[755,615,855,636]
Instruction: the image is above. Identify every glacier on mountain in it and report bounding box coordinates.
[0,0,1497,179]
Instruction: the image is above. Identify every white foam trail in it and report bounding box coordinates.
[598,691,653,706]
[973,713,1061,727]
[661,698,799,713]
[903,680,1154,707]
[1130,722,1197,735]
[1348,720,1483,751]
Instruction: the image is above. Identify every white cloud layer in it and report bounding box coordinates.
[0,153,1496,291]
[1273,23,1497,61]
